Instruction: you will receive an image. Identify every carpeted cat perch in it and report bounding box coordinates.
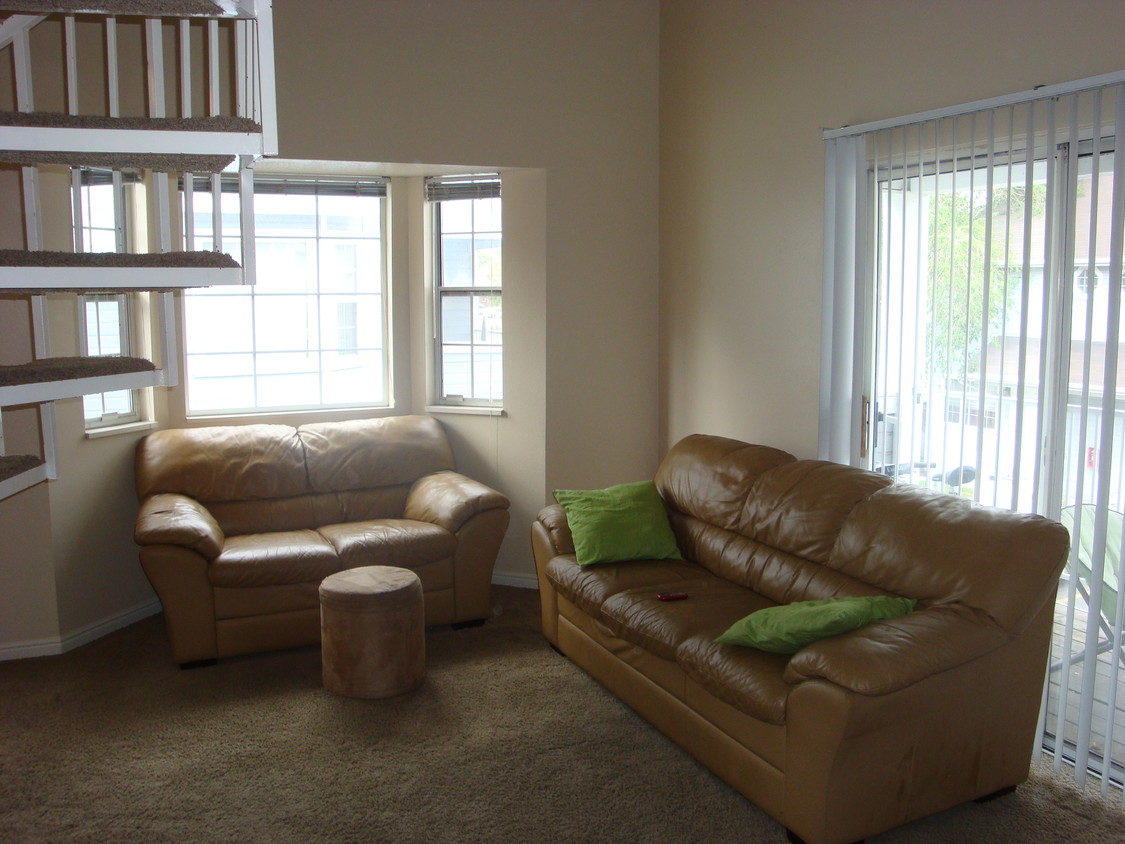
[0,1,225,16]
[0,453,45,484]
[0,355,156,387]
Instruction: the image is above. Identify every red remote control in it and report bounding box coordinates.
[657,592,688,601]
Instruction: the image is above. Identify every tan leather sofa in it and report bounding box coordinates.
[532,434,1069,844]
[135,415,510,667]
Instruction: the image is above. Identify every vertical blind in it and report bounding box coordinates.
[822,70,1125,796]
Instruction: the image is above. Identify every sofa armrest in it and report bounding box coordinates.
[404,470,510,533]
[135,493,225,560]
[782,604,1010,696]
[534,504,575,556]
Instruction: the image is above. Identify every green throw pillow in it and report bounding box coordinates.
[715,595,917,654]
[554,480,683,567]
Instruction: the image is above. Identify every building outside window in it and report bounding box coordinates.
[182,175,388,415]
[426,174,502,407]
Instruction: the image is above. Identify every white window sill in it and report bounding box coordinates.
[425,404,506,417]
[84,419,158,440]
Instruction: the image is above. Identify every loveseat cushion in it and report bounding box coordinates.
[299,416,455,493]
[675,634,793,725]
[136,424,308,503]
[544,555,704,619]
[317,519,457,571]
[600,577,774,660]
[208,530,340,588]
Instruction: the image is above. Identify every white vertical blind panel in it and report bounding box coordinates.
[106,18,120,117]
[64,15,77,115]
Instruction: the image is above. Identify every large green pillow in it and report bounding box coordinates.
[715,595,917,654]
[553,480,683,567]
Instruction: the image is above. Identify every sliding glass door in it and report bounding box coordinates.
[868,114,1125,787]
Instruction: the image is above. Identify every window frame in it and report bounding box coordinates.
[181,173,392,417]
[426,174,503,409]
[76,169,144,430]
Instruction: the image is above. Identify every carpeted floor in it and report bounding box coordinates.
[1,585,1122,843]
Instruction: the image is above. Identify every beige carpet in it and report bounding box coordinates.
[1,585,1122,843]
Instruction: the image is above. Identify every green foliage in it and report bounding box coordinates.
[925,184,1042,381]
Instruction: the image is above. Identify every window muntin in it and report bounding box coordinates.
[183,176,389,415]
[428,175,502,406]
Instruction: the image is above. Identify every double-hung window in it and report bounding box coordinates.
[426,174,502,407]
[76,169,143,428]
[183,175,389,414]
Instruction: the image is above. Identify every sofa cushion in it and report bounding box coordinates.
[601,577,774,661]
[318,519,457,572]
[554,480,682,566]
[208,530,340,588]
[715,595,917,654]
[675,634,794,725]
[544,555,703,620]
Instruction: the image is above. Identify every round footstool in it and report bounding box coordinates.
[319,566,425,699]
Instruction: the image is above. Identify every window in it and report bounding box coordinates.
[426,175,502,406]
[822,72,1125,791]
[182,175,388,415]
[76,169,142,428]
[1076,266,1098,296]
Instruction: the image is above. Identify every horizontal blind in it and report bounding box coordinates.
[424,174,501,202]
[181,174,387,196]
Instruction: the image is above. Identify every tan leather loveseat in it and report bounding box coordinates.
[135,414,510,666]
[532,434,1069,844]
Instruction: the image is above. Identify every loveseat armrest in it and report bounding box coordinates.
[782,604,1010,696]
[135,493,225,560]
[404,470,510,533]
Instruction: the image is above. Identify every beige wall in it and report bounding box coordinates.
[660,0,1125,458]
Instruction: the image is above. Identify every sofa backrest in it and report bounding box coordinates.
[298,416,454,492]
[135,423,307,503]
[657,435,895,604]
[829,484,1070,633]
[135,415,456,536]
[656,433,1070,631]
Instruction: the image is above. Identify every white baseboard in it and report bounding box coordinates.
[0,598,161,662]
[492,570,539,589]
